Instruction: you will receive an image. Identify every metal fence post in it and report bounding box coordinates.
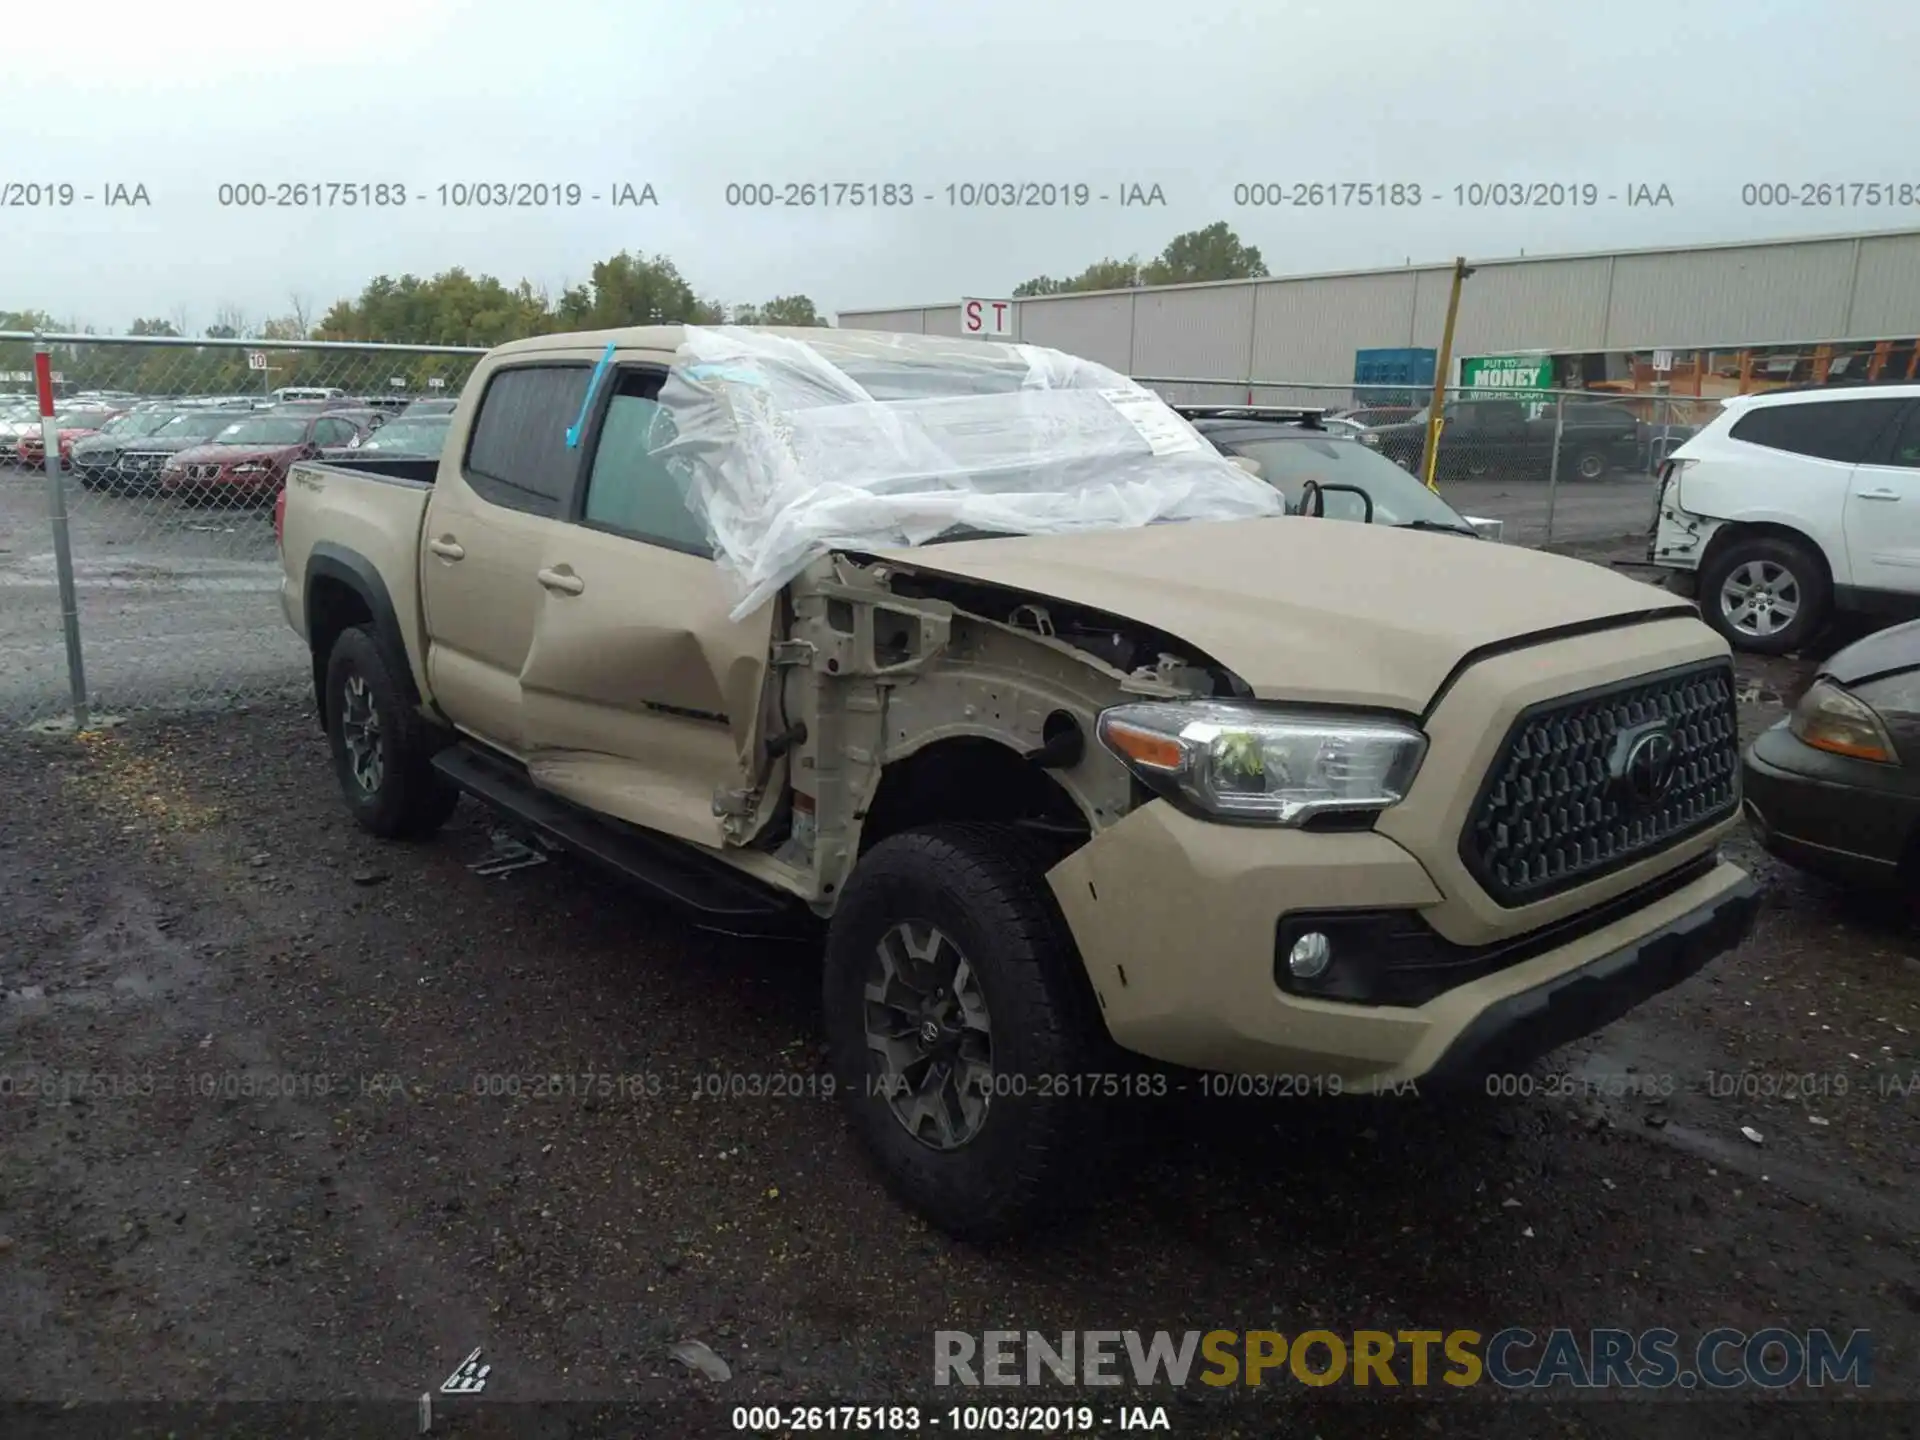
[1542,392,1567,549]
[35,341,89,731]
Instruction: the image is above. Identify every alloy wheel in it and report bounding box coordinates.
[339,672,385,794]
[864,920,994,1150]
[1719,560,1800,639]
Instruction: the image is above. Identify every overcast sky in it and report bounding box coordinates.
[4,0,1914,332]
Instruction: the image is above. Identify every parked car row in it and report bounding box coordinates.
[4,394,457,503]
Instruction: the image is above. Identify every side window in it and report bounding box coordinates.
[316,418,355,445]
[581,378,708,554]
[1871,405,1920,469]
[465,364,591,517]
[1728,398,1907,463]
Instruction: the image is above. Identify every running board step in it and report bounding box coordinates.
[433,743,813,940]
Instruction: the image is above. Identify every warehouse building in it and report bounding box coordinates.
[836,227,1920,408]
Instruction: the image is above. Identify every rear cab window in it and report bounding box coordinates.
[463,363,592,516]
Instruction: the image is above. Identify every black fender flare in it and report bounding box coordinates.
[303,542,420,712]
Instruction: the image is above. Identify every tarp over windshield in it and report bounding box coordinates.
[655,327,1284,620]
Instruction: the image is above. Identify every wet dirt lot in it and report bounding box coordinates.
[1,624,1916,1437]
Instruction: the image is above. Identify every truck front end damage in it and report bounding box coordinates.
[758,552,1232,911]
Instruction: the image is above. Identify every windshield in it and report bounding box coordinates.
[213,418,311,445]
[1224,434,1474,529]
[54,411,112,428]
[401,399,457,416]
[105,410,177,438]
[154,412,248,440]
[359,420,449,451]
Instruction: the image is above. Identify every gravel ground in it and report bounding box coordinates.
[1,598,1917,1437]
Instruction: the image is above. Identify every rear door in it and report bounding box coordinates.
[1702,396,1911,588]
[419,359,593,753]
[516,359,777,848]
[1841,400,1920,596]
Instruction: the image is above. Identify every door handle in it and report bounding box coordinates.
[537,566,585,596]
[428,537,465,560]
[1856,488,1902,501]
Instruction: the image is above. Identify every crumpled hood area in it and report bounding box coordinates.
[869,517,1697,712]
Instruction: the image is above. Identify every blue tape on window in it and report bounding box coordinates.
[565,341,619,448]
[685,361,765,385]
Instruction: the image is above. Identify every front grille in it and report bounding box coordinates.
[1460,659,1739,907]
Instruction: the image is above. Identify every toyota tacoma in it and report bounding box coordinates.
[276,325,1757,1238]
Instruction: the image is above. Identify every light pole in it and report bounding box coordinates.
[1421,257,1476,491]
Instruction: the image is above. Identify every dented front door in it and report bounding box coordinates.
[514,357,776,849]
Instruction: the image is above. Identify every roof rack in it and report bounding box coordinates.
[1170,404,1328,426]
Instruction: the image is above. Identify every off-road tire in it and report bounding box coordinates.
[324,625,458,839]
[824,823,1116,1241]
[1698,534,1829,656]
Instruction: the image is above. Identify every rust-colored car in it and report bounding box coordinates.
[159,411,369,504]
[14,408,124,469]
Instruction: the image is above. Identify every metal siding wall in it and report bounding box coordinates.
[836,307,926,333]
[920,305,964,337]
[1130,286,1256,381]
[1140,379,1246,406]
[1604,240,1857,347]
[1250,272,1423,383]
[1409,267,1463,352]
[1848,233,1920,335]
[840,229,1920,368]
[1016,293,1133,368]
[1443,258,1614,355]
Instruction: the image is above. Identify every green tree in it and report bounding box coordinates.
[1011,223,1267,296]
[731,294,830,327]
[1013,256,1144,296]
[564,252,724,329]
[128,317,180,337]
[1141,222,1267,285]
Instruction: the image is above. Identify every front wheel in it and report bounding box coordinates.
[824,824,1114,1240]
[324,625,458,838]
[1698,535,1829,655]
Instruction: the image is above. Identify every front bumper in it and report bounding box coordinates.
[1742,721,1920,888]
[1046,799,1755,1087]
[1421,870,1758,1085]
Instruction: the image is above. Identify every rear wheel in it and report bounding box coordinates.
[824,824,1115,1240]
[324,625,458,838]
[1574,449,1608,481]
[1699,535,1828,655]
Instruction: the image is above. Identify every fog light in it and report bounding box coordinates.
[1287,931,1332,979]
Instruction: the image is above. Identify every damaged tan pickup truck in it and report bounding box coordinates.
[277,325,1758,1238]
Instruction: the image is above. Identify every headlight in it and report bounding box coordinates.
[1360,432,1381,446]
[1789,678,1898,764]
[231,462,268,475]
[1096,701,1427,824]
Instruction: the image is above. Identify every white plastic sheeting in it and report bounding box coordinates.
[655,327,1286,620]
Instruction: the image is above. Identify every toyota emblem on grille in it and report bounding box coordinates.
[1610,722,1679,806]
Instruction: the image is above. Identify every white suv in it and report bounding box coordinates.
[1649,384,1920,654]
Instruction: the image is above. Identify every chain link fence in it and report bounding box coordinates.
[1137,378,1724,550]
[1,336,1729,732]
[0,333,484,732]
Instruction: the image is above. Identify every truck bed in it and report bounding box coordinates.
[279,458,440,708]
